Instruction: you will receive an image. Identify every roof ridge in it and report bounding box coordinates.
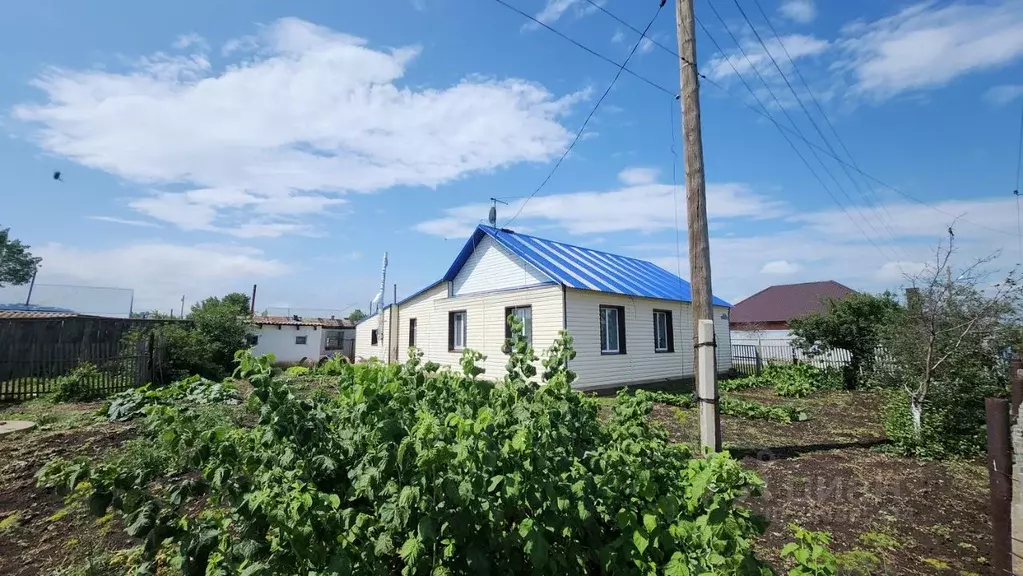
[480,225,661,265]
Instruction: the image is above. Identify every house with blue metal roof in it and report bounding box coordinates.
[355,225,732,390]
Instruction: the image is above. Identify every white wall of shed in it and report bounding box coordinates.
[250,325,323,364]
[451,236,549,296]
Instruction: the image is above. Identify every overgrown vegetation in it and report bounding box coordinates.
[720,397,808,424]
[125,292,253,381]
[38,318,772,575]
[790,292,901,390]
[722,364,840,399]
[53,362,103,402]
[101,375,239,422]
[878,233,1020,458]
[780,524,836,576]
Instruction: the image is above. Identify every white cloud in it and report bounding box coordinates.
[985,84,1023,105]
[415,180,786,236]
[13,18,583,236]
[172,33,208,51]
[525,0,580,29]
[706,34,830,83]
[760,260,801,274]
[32,242,289,312]
[779,0,816,24]
[611,30,625,44]
[87,216,162,228]
[617,166,659,185]
[838,1,1023,100]
[638,38,655,54]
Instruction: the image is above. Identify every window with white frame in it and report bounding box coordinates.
[653,309,674,353]
[448,310,467,351]
[599,305,626,354]
[371,329,379,345]
[504,305,533,347]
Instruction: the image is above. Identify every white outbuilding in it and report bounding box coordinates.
[355,225,732,391]
[250,315,355,365]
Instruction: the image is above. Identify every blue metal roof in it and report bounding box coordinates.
[443,225,731,307]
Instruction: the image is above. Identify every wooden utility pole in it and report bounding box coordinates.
[676,0,720,451]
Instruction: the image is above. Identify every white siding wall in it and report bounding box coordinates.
[355,307,392,361]
[564,288,732,389]
[395,284,564,379]
[730,329,793,345]
[251,325,322,364]
[452,236,550,296]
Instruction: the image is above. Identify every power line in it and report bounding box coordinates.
[496,0,1015,239]
[584,0,1014,238]
[703,1,905,262]
[747,0,907,253]
[497,0,667,227]
[491,0,674,97]
[693,12,895,261]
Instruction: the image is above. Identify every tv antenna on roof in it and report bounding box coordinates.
[488,198,507,227]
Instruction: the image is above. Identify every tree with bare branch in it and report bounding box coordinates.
[880,231,1021,457]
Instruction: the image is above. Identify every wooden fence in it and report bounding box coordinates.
[0,335,165,402]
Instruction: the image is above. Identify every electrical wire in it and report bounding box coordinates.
[702,1,900,262]
[496,0,1015,238]
[496,0,667,228]
[747,0,907,256]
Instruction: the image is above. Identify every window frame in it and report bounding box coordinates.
[371,329,378,346]
[448,310,467,352]
[599,305,627,355]
[408,318,417,347]
[504,305,533,349]
[652,309,675,353]
[295,335,308,345]
[246,334,259,346]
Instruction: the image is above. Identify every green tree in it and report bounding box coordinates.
[347,308,366,322]
[0,226,40,287]
[220,292,252,315]
[879,236,1020,457]
[789,291,901,389]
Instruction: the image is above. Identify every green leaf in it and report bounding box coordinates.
[642,514,657,533]
[632,530,649,554]
[779,543,799,557]
[487,475,504,493]
[665,552,688,576]
[518,518,534,538]
[327,494,341,510]
[399,534,422,563]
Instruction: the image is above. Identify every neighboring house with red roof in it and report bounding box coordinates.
[250,314,356,364]
[730,281,856,344]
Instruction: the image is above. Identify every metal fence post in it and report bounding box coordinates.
[987,397,1012,574]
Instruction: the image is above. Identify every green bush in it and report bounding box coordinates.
[720,397,808,424]
[312,354,349,376]
[40,322,771,575]
[53,362,102,402]
[720,374,765,391]
[882,377,998,458]
[284,365,310,377]
[780,524,836,575]
[101,375,239,422]
[766,364,837,398]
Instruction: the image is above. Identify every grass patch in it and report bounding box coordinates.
[0,399,101,431]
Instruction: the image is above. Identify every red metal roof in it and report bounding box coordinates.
[729,281,856,325]
[252,315,355,328]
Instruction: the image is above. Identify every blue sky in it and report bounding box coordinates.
[2,0,1022,316]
